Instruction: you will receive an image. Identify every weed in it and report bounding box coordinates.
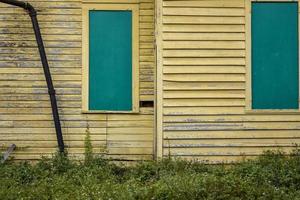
[0,150,300,199]
[84,125,93,165]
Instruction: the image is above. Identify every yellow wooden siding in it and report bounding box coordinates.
[0,0,154,161]
[161,0,300,163]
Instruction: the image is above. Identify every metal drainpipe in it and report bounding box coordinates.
[0,0,65,153]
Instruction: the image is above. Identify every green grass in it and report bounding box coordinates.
[1,150,300,200]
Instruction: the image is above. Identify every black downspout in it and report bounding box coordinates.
[0,0,65,153]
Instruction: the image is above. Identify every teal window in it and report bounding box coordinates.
[82,5,139,113]
[251,2,299,109]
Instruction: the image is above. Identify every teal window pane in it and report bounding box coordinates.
[89,11,132,111]
[252,2,299,109]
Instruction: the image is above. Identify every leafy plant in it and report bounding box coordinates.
[84,125,93,165]
[1,149,300,199]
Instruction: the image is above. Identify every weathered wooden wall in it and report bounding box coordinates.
[2,0,299,163]
[0,0,154,161]
[158,0,300,163]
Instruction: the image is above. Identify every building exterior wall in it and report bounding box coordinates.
[0,0,155,161]
[1,0,300,163]
[156,0,300,163]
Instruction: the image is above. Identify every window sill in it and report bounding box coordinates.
[81,110,140,114]
[245,109,300,115]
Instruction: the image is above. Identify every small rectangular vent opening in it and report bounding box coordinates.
[140,101,154,108]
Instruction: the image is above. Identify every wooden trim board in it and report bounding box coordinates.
[155,0,163,159]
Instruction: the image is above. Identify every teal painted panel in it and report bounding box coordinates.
[89,11,132,111]
[252,2,299,109]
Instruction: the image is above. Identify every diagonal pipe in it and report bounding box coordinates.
[0,0,65,153]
